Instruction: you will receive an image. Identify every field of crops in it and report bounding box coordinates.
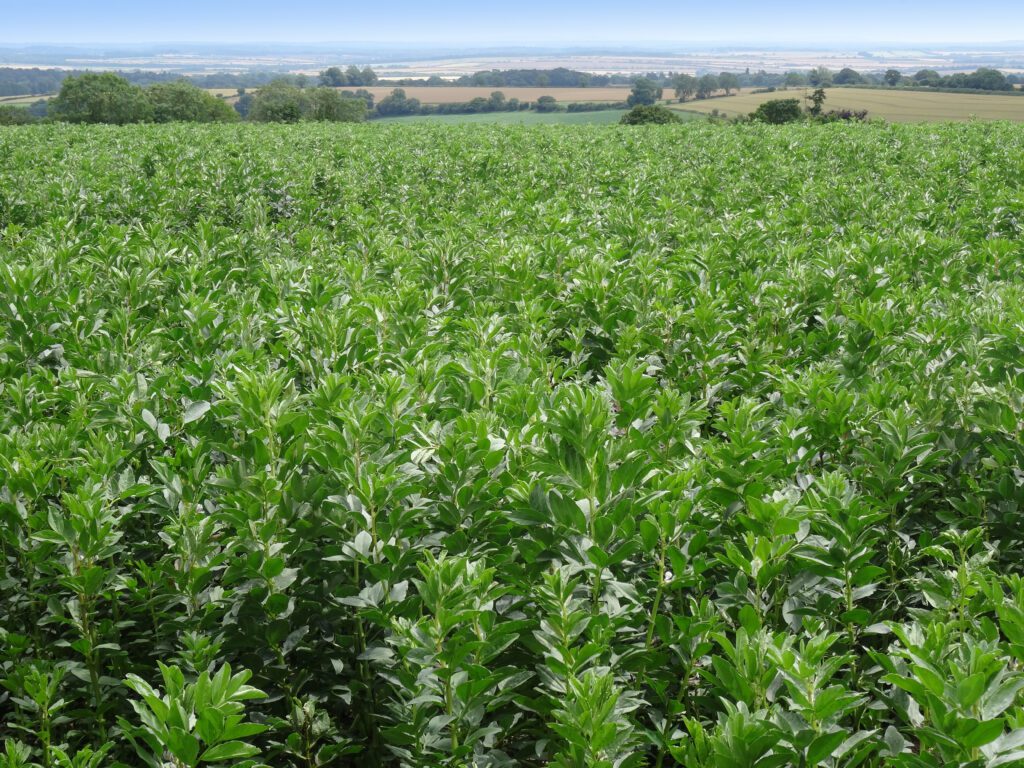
[2,121,1024,767]
[675,87,1024,122]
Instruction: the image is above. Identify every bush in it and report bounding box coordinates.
[0,105,38,125]
[620,105,682,124]
[567,101,628,112]
[750,98,803,124]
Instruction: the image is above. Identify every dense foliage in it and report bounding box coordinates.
[620,105,682,124]
[249,82,366,124]
[750,98,804,124]
[48,74,241,125]
[0,68,339,99]
[2,121,1024,768]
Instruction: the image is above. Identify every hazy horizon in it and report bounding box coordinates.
[3,0,1024,46]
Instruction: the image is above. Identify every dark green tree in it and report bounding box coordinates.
[884,69,903,86]
[964,68,1011,90]
[672,73,698,102]
[0,105,38,125]
[234,92,255,118]
[833,68,864,85]
[489,91,507,110]
[306,88,367,122]
[808,67,833,87]
[718,72,740,95]
[750,98,803,124]
[250,80,305,123]
[807,88,827,117]
[146,81,239,123]
[320,67,347,87]
[375,88,422,117]
[627,78,663,107]
[696,74,720,99]
[534,95,560,112]
[50,73,153,124]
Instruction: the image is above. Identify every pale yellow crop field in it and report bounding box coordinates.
[673,87,1024,122]
[0,94,48,105]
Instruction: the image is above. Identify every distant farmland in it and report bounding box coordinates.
[337,85,633,104]
[674,87,1024,122]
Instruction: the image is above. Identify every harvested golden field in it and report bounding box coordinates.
[674,87,1024,122]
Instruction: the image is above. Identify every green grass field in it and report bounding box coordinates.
[4,121,1024,767]
[375,108,632,124]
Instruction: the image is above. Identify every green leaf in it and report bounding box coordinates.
[199,741,260,762]
[183,400,211,424]
[807,730,847,765]
[961,719,1005,749]
[166,727,201,767]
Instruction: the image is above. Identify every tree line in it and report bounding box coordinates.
[0,74,631,126]
[0,67,350,98]
[1,74,369,125]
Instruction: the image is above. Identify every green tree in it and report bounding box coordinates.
[50,72,152,124]
[718,72,740,95]
[319,66,347,87]
[884,69,903,86]
[913,69,942,86]
[250,80,305,123]
[627,77,663,107]
[489,90,507,110]
[375,88,421,117]
[750,98,803,124]
[806,88,827,117]
[784,71,807,87]
[808,66,833,87]
[833,68,864,85]
[146,81,239,123]
[534,95,560,112]
[234,92,255,119]
[306,88,367,122]
[345,65,364,86]
[0,105,38,125]
[620,104,682,124]
[965,67,1011,90]
[696,74,720,99]
[672,73,698,102]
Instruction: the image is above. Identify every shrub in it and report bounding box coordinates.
[750,98,803,124]
[620,104,682,124]
[0,105,38,125]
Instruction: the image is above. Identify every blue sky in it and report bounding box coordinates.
[2,0,1023,45]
